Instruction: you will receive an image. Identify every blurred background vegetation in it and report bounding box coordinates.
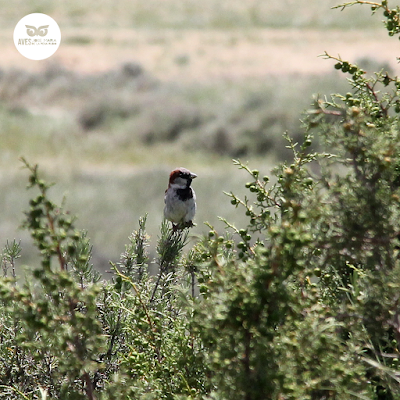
[1,0,399,271]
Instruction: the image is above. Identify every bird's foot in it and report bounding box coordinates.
[172,221,195,231]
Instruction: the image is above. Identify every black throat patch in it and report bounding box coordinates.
[176,186,193,201]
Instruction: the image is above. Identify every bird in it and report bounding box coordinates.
[164,167,197,230]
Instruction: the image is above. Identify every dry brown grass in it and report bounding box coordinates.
[1,28,399,81]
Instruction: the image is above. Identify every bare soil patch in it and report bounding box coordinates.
[1,28,399,81]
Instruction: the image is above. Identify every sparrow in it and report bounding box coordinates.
[164,168,197,230]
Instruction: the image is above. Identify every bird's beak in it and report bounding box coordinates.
[190,172,197,179]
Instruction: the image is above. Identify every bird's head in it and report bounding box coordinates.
[169,168,197,189]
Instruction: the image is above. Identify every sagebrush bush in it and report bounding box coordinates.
[0,163,210,400]
[2,2,400,399]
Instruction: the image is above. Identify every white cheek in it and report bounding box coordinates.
[171,177,188,189]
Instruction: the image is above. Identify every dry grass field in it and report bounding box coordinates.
[1,0,399,270]
[1,28,399,79]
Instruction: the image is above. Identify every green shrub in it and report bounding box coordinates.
[0,161,211,399]
[191,2,400,398]
[2,2,400,399]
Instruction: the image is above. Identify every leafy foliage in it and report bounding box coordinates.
[2,2,400,399]
[0,161,210,400]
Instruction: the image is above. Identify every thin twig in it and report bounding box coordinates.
[83,371,95,400]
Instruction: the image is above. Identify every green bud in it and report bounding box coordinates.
[314,268,322,277]
[298,211,307,221]
[72,232,81,240]
[262,210,271,218]
[67,245,76,256]
[349,66,358,74]
[304,177,313,186]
